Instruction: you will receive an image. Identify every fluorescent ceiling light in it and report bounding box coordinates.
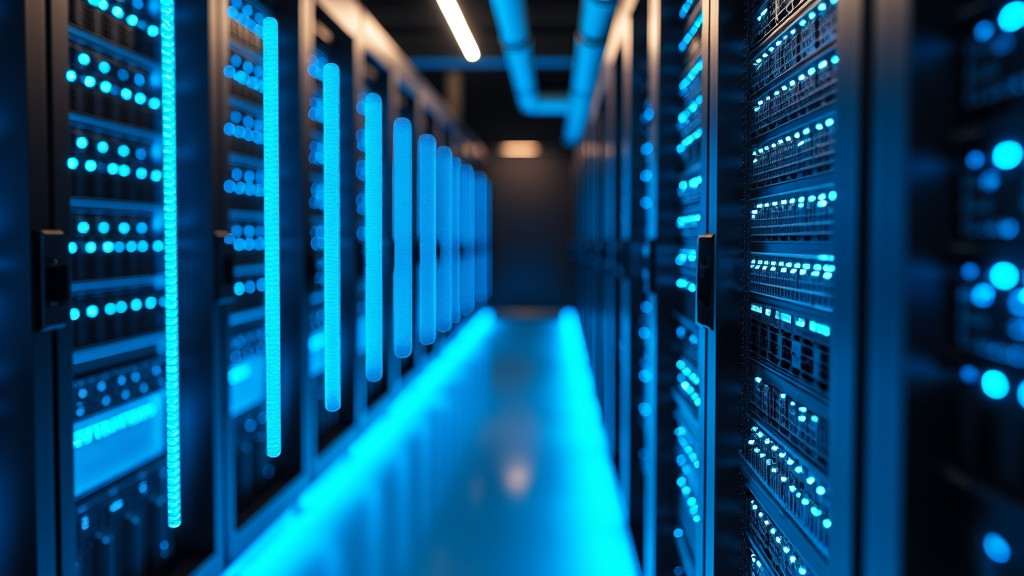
[496,140,543,159]
[436,0,482,63]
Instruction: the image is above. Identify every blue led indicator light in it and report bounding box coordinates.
[418,135,438,346]
[998,1,1024,33]
[393,118,414,358]
[989,261,1020,291]
[323,63,343,412]
[992,140,1023,171]
[160,0,183,529]
[263,17,283,458]
[437,146,453,333]
[981,369,1011,400]
[983,532,1012,563]
[365,92,385,382]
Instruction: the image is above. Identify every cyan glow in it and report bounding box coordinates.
[983,531,1012,563]
[461,164,475,317]
[323,63,343,412]
[394,118,414,358]
[1017,381,1024,409]
[264,17,282,458]
[160,0,182,529]
[998,1,1024,33]
[418,135,438,346]
[73,392,166,498]
[992,140,1023,171]
[989,261,1020,291]
[220,308,499,576]
[981,369,1011,400]
[437,146,454,333]
[365,92,385,382]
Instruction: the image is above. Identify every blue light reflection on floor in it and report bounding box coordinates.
[221,307,638,576]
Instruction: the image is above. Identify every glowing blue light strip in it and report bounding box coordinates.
[323,63,342,412]
[264,17,282,458]
[461,164,475,317]
[475,173,487,305]
[365,93,384,381]
[451,156,462,326]
[418,136,437,346]
[159,0,182,530]
[393,119,413,358]
[437,146,453,333]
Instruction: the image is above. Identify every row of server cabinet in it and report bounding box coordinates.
[0,0,492,574]
[573,0,1024,575]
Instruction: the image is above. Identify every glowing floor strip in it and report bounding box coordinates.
[323,63,342,412]
[365,93,384,382]
[159,0,182,528]
[437,146,453,333]
[461,164,475,317]
[220,308,497,576]
[393,118,413,358]
[264,17,282,457]
[451,156,462,327]
[418,135,437,346]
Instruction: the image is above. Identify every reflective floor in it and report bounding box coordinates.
[223,307,638,576]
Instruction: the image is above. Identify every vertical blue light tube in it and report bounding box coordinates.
[365,93,384,381]
[437,146,453,333]
[160,0,182,529]
[393,118,413,358]
[418,135,437,346]
[461,164,475,317]
[487,178,493,300]
[323,63,342,412]
[451,157,461,327]
[263,17,282,458]
[475,173,487,305]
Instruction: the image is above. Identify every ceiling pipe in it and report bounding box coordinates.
[562,0,617,146]
[487,0,616,146]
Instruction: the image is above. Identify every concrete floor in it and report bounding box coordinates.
[223,307,638,576]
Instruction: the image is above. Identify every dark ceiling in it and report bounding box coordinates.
[359,0,580,147]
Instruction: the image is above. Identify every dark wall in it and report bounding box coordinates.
[487,151,575,306]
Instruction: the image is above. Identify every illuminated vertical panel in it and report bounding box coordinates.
[487,178,493,300]
[263,17,282,458]
[418,135,437,345]
[160,0,182,529]
[437,146,453,333]
[393,118,413,358]
[365,93,384,381]
[461,164,475,317]
[475,173,487,305]
[323,63,342,412]
[451,156,462,327]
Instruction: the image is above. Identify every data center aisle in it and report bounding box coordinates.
[223,307,638,576]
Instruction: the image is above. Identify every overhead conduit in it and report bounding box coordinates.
[487,0,616,147]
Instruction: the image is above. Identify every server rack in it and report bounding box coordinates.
[4,2,60,574]
[576,0,863,574]
[893,1,1024,574]
[8,0,491,573]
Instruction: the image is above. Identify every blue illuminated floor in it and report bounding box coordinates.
[223,307,638,576]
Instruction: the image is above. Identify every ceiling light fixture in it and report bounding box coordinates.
[435,0,482,63]
[496,140,543,159]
